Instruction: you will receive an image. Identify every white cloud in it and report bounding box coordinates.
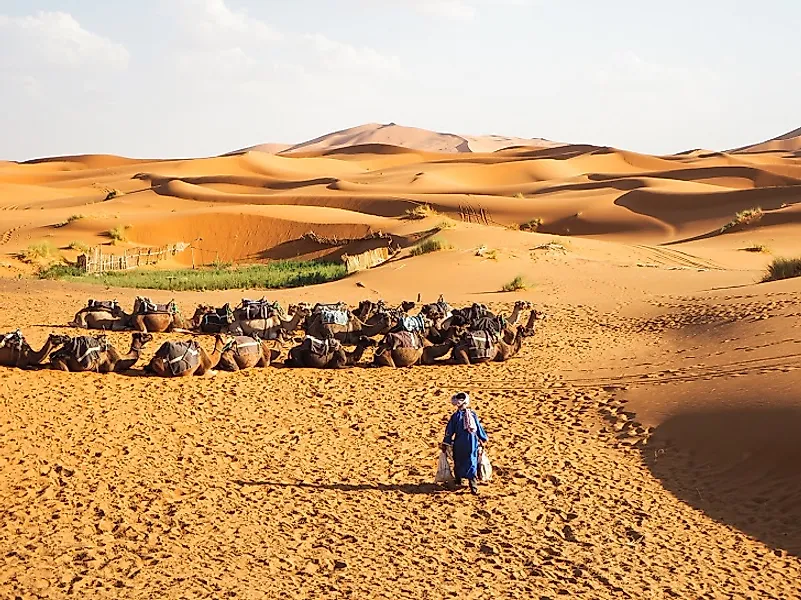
[0,11,129,70]
[179,0,282,44]
[303,34,401,74]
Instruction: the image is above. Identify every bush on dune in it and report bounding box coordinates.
[721,207,763,233]
[410,237,450,256]
[761,257,801,283]
[19,241,56,263]
[502,275,529,292]
[38,261,347,291]
[404,204,438,220]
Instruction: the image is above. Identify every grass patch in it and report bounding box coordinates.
[404,204,437,220]
[761,257,801,283]
[39,261,347,291]
[520,218,544,232]
[67,240,91,253]
[19,241,56,263]
[502,275,529,292]
[435,219,455,230]
[721,207,763,232]
[107,225,130,244]
[37,263,84,279]
[741,243,770,253]
[515,192,526,200]
[410,237,450,256]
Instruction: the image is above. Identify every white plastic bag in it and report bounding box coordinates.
[435,448,454,483]
[477,447,492,482]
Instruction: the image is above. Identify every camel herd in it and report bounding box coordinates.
[0,296,542,377]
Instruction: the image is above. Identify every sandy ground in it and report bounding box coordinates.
[2,131,801,598]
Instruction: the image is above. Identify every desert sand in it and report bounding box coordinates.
[1,123,801,598]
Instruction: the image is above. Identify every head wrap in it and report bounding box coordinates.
[451,392,477,434]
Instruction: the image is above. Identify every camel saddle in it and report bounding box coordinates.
[231,335,262,356]
[465,331,497,361]
[385,331,422,350]
[55,336,108,369]
[321,309,349,326]
[202,304,235,327]
[135,297,177,315]
[155,340,201,376]
[313,302,348,314]
[471,315,505,335]
[0,330,25,351]
[237,299,282,320]
[399,315,428,333]
[87,299,120,312]
[305,335,341,357]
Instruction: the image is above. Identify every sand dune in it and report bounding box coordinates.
[3,125,801,598]
[731,125,801,153]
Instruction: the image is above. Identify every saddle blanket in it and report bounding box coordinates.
[232,336,262,356]
[87,299,119,312]
[156,341,201,376]
[238,299,281,320]
[135,297,176,315]
[466,330,496,361]
[56,336,106,369]
[306,335,340,356]
[203,304,235,326]
[321,310,349,326]
[387,331,421,350]
[0,330,25,351]
[400,315,427,333]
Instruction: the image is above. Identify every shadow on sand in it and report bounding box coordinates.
[233,480,452,495]
[642,406,801,557]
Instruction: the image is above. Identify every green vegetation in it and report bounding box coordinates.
[37,263,84,279]
[67,240,91,253]
[107,224,130,244]
[502,275,529,292]
[38,261,347,291]
[55,214,85,228]
[404,204,437,220]
[741,243,770,253]
[410,237,450,256]
[19,241,56,263]
[520,218,544,232]
[721,207,763,232]
[761,257,801,283]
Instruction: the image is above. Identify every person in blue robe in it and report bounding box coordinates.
[441,391,488,494]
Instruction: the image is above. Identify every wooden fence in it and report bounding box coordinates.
[342,247,392,274]
[77,243,190,274]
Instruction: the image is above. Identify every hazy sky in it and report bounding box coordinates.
[1,0,799,160]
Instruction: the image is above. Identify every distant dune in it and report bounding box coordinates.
[731,126,801,154]
[234,122,563,156]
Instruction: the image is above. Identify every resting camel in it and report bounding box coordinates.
[70,303,130,331]
[130,310,188,333]
[373,331,455,368]
[285,336,376,369]
[305,312,392,345]
[225,306,309,339]
[355,300,416,325]
[147,335,228,377]
[215,335,282,371]
[190,304,235,334]
[452,324,531,365]
[50,333,154,373]
[0,331,67,369]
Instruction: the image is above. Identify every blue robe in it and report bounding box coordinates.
[443,409,488,480]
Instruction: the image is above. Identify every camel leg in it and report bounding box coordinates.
[50,358,69,372]
[374,351,395,368]
[452,351,470,365]
[221,356,240,372]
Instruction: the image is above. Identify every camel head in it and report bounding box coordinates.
[356,335,378,348]
[47,333,71,347]
[131,332,154,348]
[514,300,533,310]
[399,300,416,313]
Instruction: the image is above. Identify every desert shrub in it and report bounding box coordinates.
[20,241,56,262]
[410,237,449,256]
[37,263,84,279]
[502,275,528,292]
[761,257,801,283]
[104,189,122,200]
[741,243,770,253]
[107,225,130,244]
[67,241,91,253]
[404,204,437,220]
[435,219,455,230]
[515,192,526,200]
[54,214,85,228]
[721,207,763,232]
[39,261,346,291]
[520,218,544,232]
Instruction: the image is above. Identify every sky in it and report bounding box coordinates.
[1,0,799,160]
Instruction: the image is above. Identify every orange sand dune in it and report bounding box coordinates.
[3,126,801,598]
[731,125,801,153]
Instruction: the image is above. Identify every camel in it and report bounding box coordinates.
[215,335,282,371]
[305,311,393,345]
[500,301,533,344]
[0,331,67,369]
[190,304,235,334]
[224,306,309,340]
[70,301,130,331]
[451,325,530,365]
[50,333,154,373]
[285,336,376,369]
[146,335,229,377]
[355,300,416,324]
[373,331,455,368]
